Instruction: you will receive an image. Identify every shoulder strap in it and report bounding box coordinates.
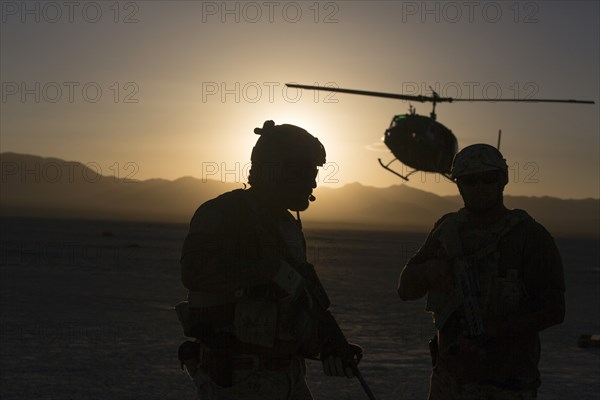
[463,209,531,263]
[431,211,465,259]
[238,191,331,311]
[237,190,300,268]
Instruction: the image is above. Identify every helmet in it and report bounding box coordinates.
[251,120,326,166]
[451,144,508,179]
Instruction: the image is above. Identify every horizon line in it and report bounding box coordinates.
[1,151,599,202]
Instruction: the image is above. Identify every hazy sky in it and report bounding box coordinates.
[1,1,598,199]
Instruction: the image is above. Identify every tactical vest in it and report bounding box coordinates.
[177,189,313,350]
[425,208,531,332]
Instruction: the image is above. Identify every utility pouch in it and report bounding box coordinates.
[233,294,278,348]
[429,334,439,367]
[177,340,233,388]
[494,269,525,316]
[175,301,193,338]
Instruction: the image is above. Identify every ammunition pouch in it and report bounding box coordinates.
[493,269,526,317]
[233,293,278,348]
[175,300,235,349]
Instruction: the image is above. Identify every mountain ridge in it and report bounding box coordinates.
[1,153,598,238]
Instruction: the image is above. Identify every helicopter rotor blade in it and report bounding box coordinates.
[285,84,595,105]
[450,98,595,104]
[285,83,452,103]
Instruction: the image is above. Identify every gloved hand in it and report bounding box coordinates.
[322,343,363,378]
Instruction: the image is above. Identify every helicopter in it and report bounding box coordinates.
[286,83,595,181]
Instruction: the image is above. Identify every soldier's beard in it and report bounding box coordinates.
[286,194,311,212]
[250,184,312,212]
[278,182,314,212]
[460,183,505,214]
[465,197,502,214]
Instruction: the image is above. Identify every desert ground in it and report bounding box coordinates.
[1,217,598,399]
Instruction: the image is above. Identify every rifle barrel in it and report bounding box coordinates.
[352,365,378,400]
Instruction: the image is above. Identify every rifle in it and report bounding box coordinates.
[430,213,486,339]
[319,309,378,400]
[453,260,485,338]
[431,209,530,338]
[295,262,378,400]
